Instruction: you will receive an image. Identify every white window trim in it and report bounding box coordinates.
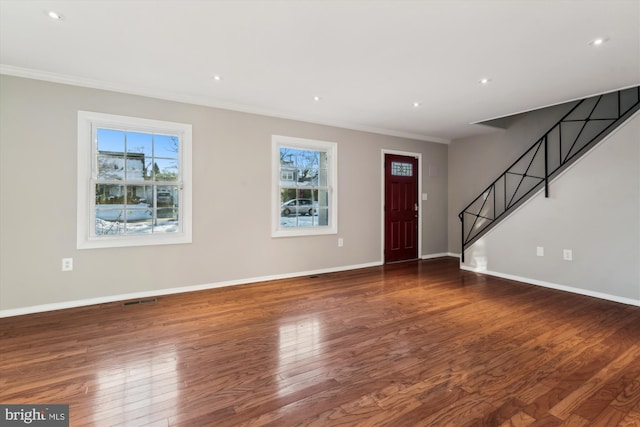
[272,135,338,237]
[77,111,192,249]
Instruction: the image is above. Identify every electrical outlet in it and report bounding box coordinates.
[338,238,344,247]
[536,246,544,257]
[62,258,73,271]
[563,249,573,261]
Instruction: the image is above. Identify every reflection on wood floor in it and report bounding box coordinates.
[1,257,639,426]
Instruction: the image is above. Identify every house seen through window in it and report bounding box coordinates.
[95,129,179,235]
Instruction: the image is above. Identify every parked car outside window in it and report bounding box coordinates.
[281,199,317,216]
[157,191,173,206]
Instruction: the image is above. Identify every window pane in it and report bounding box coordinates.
[154,212,180,233]
[97,154,125,180]
[125,153,146,181]
[317,168,328,186]
[280,148,295,166]
[96,206,125,224]
[316,189,329,205]
[295,215,317,228]
[157,207,178,221]
[391,161,413,176]
[281,212,303,228]
[280,191,318,225]
[316,189,329,226]
[297,168,318,185]
[157,186,178,207]
[315,207,329,226]
[297,188,315,201]
[96,184,125,206]
[95,209,125,235]
[123,208,152,223]
[126,132,153,181]
[97,128,124,153]
[154,134,179,159]
[128,184,152,205]
[280,198,296,217]
[126,132,153,157]
[282,148,320,179]
[299,150,320,169]
[154,158,179,182]
[124,215,153,234]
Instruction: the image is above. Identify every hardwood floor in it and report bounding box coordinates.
[1,257,639,426]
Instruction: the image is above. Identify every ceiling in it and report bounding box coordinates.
[1,0,639,143]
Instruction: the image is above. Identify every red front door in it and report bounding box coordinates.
[384,154,418,263]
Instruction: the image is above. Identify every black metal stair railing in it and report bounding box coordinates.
[459,86,640,262]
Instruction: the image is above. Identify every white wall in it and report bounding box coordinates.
[0,75,448,314]
[461,112,640,304]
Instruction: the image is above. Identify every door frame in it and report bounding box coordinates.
[381,149,422,263]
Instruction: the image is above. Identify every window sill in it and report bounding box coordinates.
[78,232,191,249]
[272,226,337,238]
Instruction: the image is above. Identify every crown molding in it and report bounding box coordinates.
[0,64,450,144]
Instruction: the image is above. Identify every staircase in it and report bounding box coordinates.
[459,86,640,262]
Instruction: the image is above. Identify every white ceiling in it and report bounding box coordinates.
[1,0,639,142]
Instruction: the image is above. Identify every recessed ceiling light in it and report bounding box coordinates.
[47,11,63,20]
[412,101,421,108]
[589,37,608,46]
[211,74,222,81]
[479,78,492,85]
[313,96,322,102]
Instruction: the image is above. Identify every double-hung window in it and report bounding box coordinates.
[77,111,192,249]
[272,135,337,237]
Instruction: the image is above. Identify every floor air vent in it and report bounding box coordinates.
[122,298,157,306]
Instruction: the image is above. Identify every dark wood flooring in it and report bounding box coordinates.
[1,257,639,426]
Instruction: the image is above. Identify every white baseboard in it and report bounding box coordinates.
[459,265,640,307]
[422,252,460,260]
[0,261,383,318]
